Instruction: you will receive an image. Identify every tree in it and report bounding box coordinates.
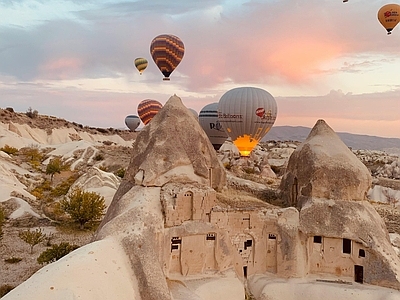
[26,107,38,118]
[46,156,70,181]
[37,242,79,265]
[60,188,106,229]
[19,228,46,254]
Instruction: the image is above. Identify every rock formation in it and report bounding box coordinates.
[279,119,372,207]
[94,95,235,300]
[4,110,400,300]
[279,119,400,289]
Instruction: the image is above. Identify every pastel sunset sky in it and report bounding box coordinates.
[0,0,399,138]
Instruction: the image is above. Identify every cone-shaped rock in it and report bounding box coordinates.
[120,94,226,192]
[280,119,371,207]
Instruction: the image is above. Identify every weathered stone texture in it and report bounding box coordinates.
[280,119,372,207]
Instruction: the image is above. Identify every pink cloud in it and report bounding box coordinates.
[39,57,83,80]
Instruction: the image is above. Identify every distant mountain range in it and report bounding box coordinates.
[263,126,400,152]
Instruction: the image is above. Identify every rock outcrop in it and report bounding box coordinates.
[279,119,372,207]
[279,119,400,289]
[120,94,225,191]
[94,95,233,300]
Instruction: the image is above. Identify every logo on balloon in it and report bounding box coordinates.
[255,108,273,120]
[256,108,265,118]
[384,10,392,18]
[210,121,224,132]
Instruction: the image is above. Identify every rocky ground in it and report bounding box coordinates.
[1,109,400,297]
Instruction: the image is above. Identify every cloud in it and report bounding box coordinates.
[1,0,399,89]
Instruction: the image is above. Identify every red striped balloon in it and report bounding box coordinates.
[137,99,163,125]
[150,34,184,81]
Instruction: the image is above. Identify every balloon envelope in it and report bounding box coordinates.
[378,4,400,34]
[150,34,184,80]
[188,108,199,120]
[199,103,228,150]
[218,87,277,157]
[134,58,148,75]
[137,99,163,125]
[125,115,141,131]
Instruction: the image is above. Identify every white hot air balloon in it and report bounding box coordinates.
[188,108,199,120]
[218,87,277,156]
[199,102,228,150]
[124,115,141,131]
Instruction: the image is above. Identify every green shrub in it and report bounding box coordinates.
[4,257,22,264]
[98,165,108,172]
[94,153,104,161]
[0,144,18,155]
[26,107,38,118]
[21,145,44,169]
[37,242,79,265]
[46,156,70,181]
[60,188,106,229]
[19,228,47,254]
[114,168,125,178]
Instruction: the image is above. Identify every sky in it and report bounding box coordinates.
[0,0,399,138]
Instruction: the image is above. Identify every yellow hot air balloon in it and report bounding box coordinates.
[134,57,148,75]
[218,87,277,157]
[378,4,400,35]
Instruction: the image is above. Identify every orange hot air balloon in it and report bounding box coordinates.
[137,99,163,125]
[378,4,400,35]
[150,34,185,81]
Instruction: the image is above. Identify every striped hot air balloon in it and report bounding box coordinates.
[134,58,148,75]
[150,34,184,81]
[137,99,163,125]
[199,103,228,150]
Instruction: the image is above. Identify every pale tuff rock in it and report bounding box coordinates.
[299,198,400,288]
[122,94,226,191]
[277,119,400,289]
[68,166,121,207]
[4,106,400,300]
[279,119,372,207]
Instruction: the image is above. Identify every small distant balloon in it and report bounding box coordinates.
[137,99,163,125]
[343,0,348,2]
[378,4,400,35]
[150,34,185,81]
[199,102,228,150]
[218,87,277,157]
[134,58,148,75]
[125,115,141,131]
[188,108,199,120]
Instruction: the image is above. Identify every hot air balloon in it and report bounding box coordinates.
[137,99,163,125]
[125,115,141,131]
[199,103,228,150]
[218,87,277,157]
[150,34,184,81]
[378,4,400,35]
[134,58,148,75]
[188,108,199,120]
